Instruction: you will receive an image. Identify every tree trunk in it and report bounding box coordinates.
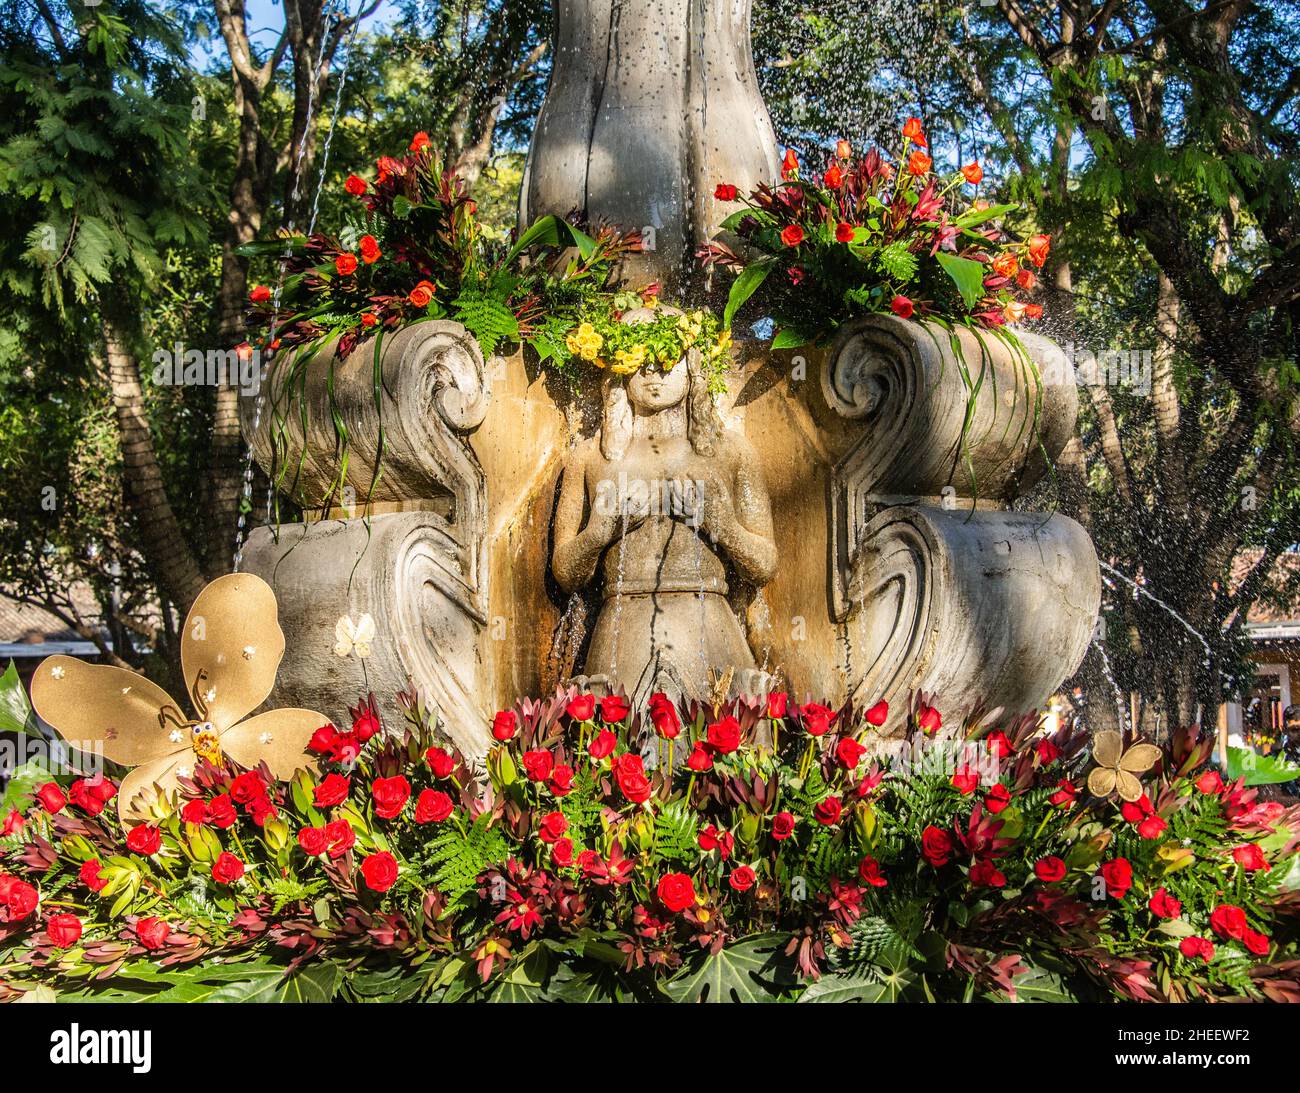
[100,315,206,613]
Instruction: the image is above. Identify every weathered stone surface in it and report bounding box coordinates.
[521,0,779,294]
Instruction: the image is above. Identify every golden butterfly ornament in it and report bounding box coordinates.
[30,574,330,823]
[1086,730,1161,802]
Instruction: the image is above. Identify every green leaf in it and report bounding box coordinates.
[0,660,38,737]
[952,202,1017,229]
[1224,746,1300,786]
[771,327,810,350]
[723,260,773,331]
[935,253,986,311]
[662,937,785,1003]
[998,964,1078,1003]
[800,964,919,1002]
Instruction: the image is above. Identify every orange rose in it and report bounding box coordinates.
[836,138,852,160]
[409,131,431,152]
[780,224,804,247]
[992,252,1019,278]
[906,150,932,176]
[902,117,927,147]
[408,280,436,307]
[1027,234,1051,267]
[335,253,358,276]
[961,162,983,184]
[359,234,381,264]
[824,163,843,189]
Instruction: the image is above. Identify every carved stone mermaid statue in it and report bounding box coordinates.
[552,310,777,700]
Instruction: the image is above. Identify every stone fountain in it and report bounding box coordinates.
[238,0,1100,756]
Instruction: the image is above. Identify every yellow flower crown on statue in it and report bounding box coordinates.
[562,296,732,383]
[30,573,329,824]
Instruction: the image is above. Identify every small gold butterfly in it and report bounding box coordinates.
[333,613,376,659]
[1086,730,1161,802]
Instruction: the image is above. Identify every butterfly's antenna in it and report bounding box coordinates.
[191,669,211,721]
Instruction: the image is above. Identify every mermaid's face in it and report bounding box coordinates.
[626,359,688,413]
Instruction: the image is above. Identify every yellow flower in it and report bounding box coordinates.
[611,343,647,375]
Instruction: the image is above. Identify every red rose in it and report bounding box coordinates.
[772,811,795,840]
[371,775,411,820]
[425,747,455,778]
[984,784,1011,814]
[523,749,556,782]
[325,818,355,859]
[902,116,927,147]
[36,782,66,814]
[208,794,237,828]
[1210,904,1248,940]
[951,766,979,795]
[1099,857,1133,899]
[1035,739,1060,764]
[249,283,272,303]
[616,762,653,804]
[1232,844,1269,872]
[180,799,208,825]
[961,162,983,184]
[781,148,799,177]
[858,856,887,887]
[657,872,696,913]
[2,809,23,836]
[3,878,38,918]
[408,279,436,307]
[800,702,836,736]
[314,773,351,808]
[248,796,278,827]
[1024,303,1043,320]
[1034,856,1067,883]
[729,865,756,892]
[1026,234,1051,268]
[707,716,742,755]
[588,728,617,759]
[921,825,952,866]
[361,851,399,893]
[46,913,83,948]
[344,174,367,195]
[126,825,161,856]
[548,764,574,797]
[835,222,854,243]
[352,707,381,742]
[359,234,382,265]
[985,731,1013,758]
[1196,770,1224,794]
[415,789,454,824]
[361,312,377,327]
[229,771,266,806]
[1137,815,1167,839]
[298,826,328,856]
[1049,779,1077,807]
[1242,929,1270,956]
[136,917,170,950]
[970,860,1006,888]
[1180,936,1214,963]
[1148,887,1182,919]
[335,253,358,276]
[780,224,805,247]
[567,694,596,721]
[698,824,734,860]
[767,692,788,719]
[916,705,941,734]
[80,859,108,893]
[551,837,575,868]
[714,183,737,201]
[601,694,630,723]
[835,737,866,770]
[648,693,680,738]
[212,852,245,885]
[906,150,932,175]
[686,743,714,771]
[890,294,914,319]
[308,724,337,754]
[824,164,843,189]
[539,811,569,843]
[814,796,842,826]
[864,700,889,727]
[409,130,431,151]
[491,710,518,741]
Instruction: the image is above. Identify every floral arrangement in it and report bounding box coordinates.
[702,118,1051,349]
[3,670,1299,1004]
[241,133,730,384]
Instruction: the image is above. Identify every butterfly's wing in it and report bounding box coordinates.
[1120,743,1162,773]
[353,614,375,659]
[1087,766,1118,798]
[1114,769,1145,802]
[219,708,328,782]
[116,752,191,824]
[30,657,185,768]
[181,574,286,732]
[333,616,355,657]
[1091,730,1122,770]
